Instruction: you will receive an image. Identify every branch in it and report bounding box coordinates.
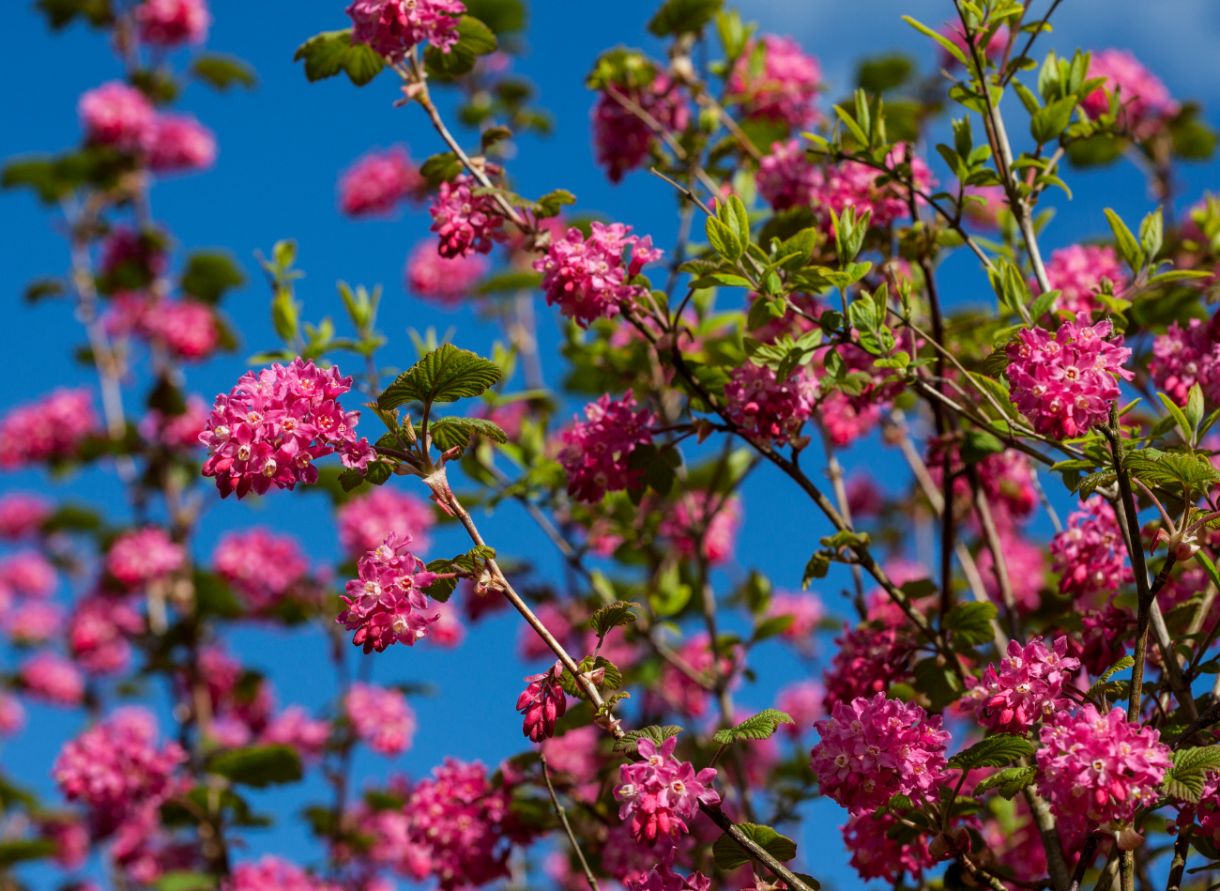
[541,755,600,891]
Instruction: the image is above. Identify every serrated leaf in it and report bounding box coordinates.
[423,545,497,602]
[1173,746,1220,772]
[973,765,1038,799]
[648,0,722,36]
[591,601,641,640]
[294,29,385,86]
[191,54,257,92]
[613,724,683,754]
[420,152,465,187]
[1163,766,1207,803]
[1088,656,1135,696]
[378,344,502,410]
[423,416,507,450]
[944,602,997,646]
[712,823,797,871]
[712,709,795,745]
[208,745,302,787]
[425,15,498,77]
[947,734,1035,770]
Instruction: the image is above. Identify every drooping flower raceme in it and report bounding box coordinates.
[0,388,98,468]
[1037,705,1170,830]
[346,0,465,61]
[200,358,370,499]
[726,35,822,128]
[811,692,949,814]
[1005,315,1133,439]
[1050,497,1132,600]
[336,533,440,652]
[516,660,567,742]
[135,0,211,46]
[405,239,488,304]
[724,361,818,444]
[623,847,712,891]
[613,736,720,846]
[534,222,664,327]
[592,76,689,184]
[1150,317,1220,406]
[339,147,424,216]
[429,173,505,258]
[107,527,185,589]
[345,682,416,756]
[213,529,309,611]
[79,82,155,152]
[963,636,1080,734]
[1041,244,1130,317]
[558,392,655,502]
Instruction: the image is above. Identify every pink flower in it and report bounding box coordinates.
[78,82,155,152]
[534,222,664,327]
[766,592,824,641]
[517,660,567,742]
[614,736,720,847]
[428,599,465,647]
[100,227,167,283]
[0,388,98,468]
[846,475,884,516]
[429,173,505,258]
[727,35,822,128]
[655,633,738,718]
[1082,50,1179,139]
[346,682,416,756]
[624,847,711,891]
[777,680,824,733]
[340,147,425,216]
[821,146,935,229]
[1050,497,1132,601]
[962,636,1080,733]
[136,0,210,45]
[200,358,369,499]
[224,857,340,891]
[592,76,689,183]
[1005,315,1132,439]
[658,492,741,565]
[0,493,51,539]
[819,389,881,446]
[148,115,216,173]
[346,0,465,61]
[1038,705,1170,829]
[108,526,185,588]
[106,294,219,359]
[260,706,331,761]
[39,815,89,870]
[756,139,820,211]
[558,392,655,502]
[70,595,144,675]
[1079,603,1134,675]
[1150,317,1220,405]
[0,550,57,597]
[337,533,440,652]
[843,809,934,882]
[539,725,601,792]
[21,652,84,706]
[811,692,950,813]
[963,184,1008,229]
[214,528,308,611]
[0,692,25,736]
[724,362,818,444]
[939,21,1009,69]
[405,239,488,304]
[338,487,435,558]
[974,530,1047,613]
[401,758,514,890]
[1041,245,1130,317]
[6,601,63,644]
[141,396,209,450]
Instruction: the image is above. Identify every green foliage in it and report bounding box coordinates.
[712,709,795,744]
[181,252,245,304]
[423,545,497,602]
[378,345,502,411]
[153,873,218,891]
[912,656,962,710]
[191,54,258,92]
[943,602,997,647]
[35,0,111,30]
[0,840,58,866]
[425,16,498,77]
[294,30,385,86]
[590,601,640,641]
[2,148,127,204]
[648,0,722,36]
[1162,747,1220,803]
[973,766,1038,799]
[208,745,303,787]
[613,724,683,754]
[461,0,525,34]
[423,416,508,450]
[947,734,1036,770]
[856,54,915,94]
[1030,96,1077,144]
[712,823,798,871]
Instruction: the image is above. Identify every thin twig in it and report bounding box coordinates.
[541,755,600,891]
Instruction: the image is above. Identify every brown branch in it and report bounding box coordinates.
[541,755,600,891]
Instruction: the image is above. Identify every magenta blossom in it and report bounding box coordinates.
[1050,497,1132,601]
[613,736,720,847]
[516,660,567,742]
[0,388,98,469]
[429,173,505,258]
[340,147,424,216]
[337,486,435,558]
[592,76,689,183]
[149,115,216,173]
[404,240,489,304]
[558,392,655,502]
[658,492,741,565]
[963,636,1080,733]
[726,35,822,128]
[724,361,818,445]
[136,0,210,46]
[0,493,51,539]
[107,526,185,588]
[534,222,664,327]
[345,682,416,756]
[843,809,934,882]
[78,82,155,152]
[346,0,465,61]
[69,596,144,675]
[1041,244,1130,317]
[224,857,340,891]
[1150,317,1220,406]
[213,528,309,611]
[336,533,440,652]
[1082,49,1179,139]
[21,652,84,706]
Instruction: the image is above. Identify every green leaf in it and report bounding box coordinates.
[706,216,743,261]
[1164,766,1207,803]
[1028,288,1060,322]
[1104,208,1144,271]
[378,344,502,410]
[1139,207,1164,261]
[752,613,795,641]
[154,873,218,891]
[591,601,641,640]
[713,823,798,871]
[420,152,465,187]
[1088,656,1135,696]
[477,271,544,294]
[912,656,962,710]
[947,734,1035,770]
[1030,96,1077,144]
[193,570,244,619]
[613,724,683,754]
[802,552,830,587]
[857,54,915,94]
[294,30,385,87]
[902,15,968,67]
[423,416,507,450]
[191,54,258,92]
[181,252,245,304]
[648,0,722,36]
[1186,384,1205,434]
[1174,746,1220,772]
[423,545,497,602]
[425,16,498,77]
[208,745,303,787]
[0,840,58,866]
[973,766,1038,799]
[536,188,576,219]
[712,709,795,744]
[35,0,111,29]
[943,602,997,646]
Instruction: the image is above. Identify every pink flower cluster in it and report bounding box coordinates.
[823,624,912,710]
[1082,49,1179,139]
[1080,603,1135,675]
[70,596,144,675]
[1005,315,1132,439]
[724,361,818,445]
[148,116,217,173]
[0,493,51,539]
[1041,245,1130,317]
[225,857,340,891]
[260,706,331,761]
[727,35,822,128]
[1050,497,1132,600]
[811,693,949,813]
[7,601,62,644]
[559,392,655,502]
[345,682,416,755]
[657,492,741,565]
[655,634,736,718]
[339,147,424,216]
[347,0,465,61]
[430,174,505,258]
[136,0,211,46]
[766,591,824,642]
[963,636,1080,733]
[593,76,689,184]
[843,810,934,882]
[401,759,513,890]
[534,222,664,327]
[107,526,185,588]
[1150,317,1220,406]
[0,388,97,468]
[200,358,370,499]
[623,848,711,891]
[78,82,215,172]
[338,487,434,558]
[214,529,308,611]
[405,240,488,304]
[517,660,567,742]
[1037,705,1170,828]
[0,550,57,597]
[53,708,187,833]
[777,681,824,732]
[105,293,220,360]
[336,533,440,652]
[614,736,720,847]
[21,652,84,705]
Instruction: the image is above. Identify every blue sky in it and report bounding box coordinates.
[2,0,1220,887]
